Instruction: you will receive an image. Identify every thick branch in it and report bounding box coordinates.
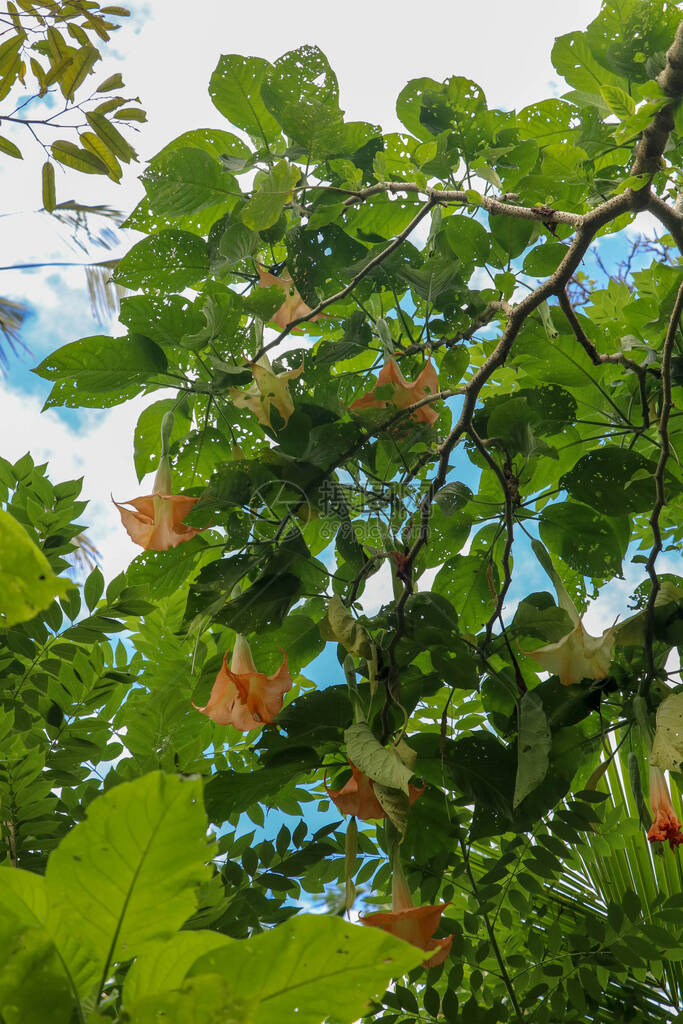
[386,193,633,651]
[642,280,683,697]
[647,192,683,254]
[632,22,683,179]
[341,180,583,228]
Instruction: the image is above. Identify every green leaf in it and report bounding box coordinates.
[113,229,209,292]
[242,159,301,231]
[33,334,167,408]
[45,772,215,996]
[51,139,108,175]
[439,345,468,388]
[600,84,636,120]
[59,43,99,101]
[490,214,534,258]
[96,72,124,92]
[523,242,569,277]
[0,507,72,627]
[143,146,238,216]
[124,931,232,1006]
[261,45,345,157]
[344,723,414,795]
[0,870,74,1024]
[133,398,192,481]
[41,160,56,210]
[186,914,424,1023]
[0,134,21,159]
[83,566,104,613]
[209,54,280,145]
[85,111,137,162]
[513,692,552,808]
[561,447,658,515]
[551,31,625,96]
[119,293,205,347]
[539,500,628,578]
[203,749,319,822]
[433,554,496,634]
[81,130,122,181]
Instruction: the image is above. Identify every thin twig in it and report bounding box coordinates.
[252,198,437,363]
[459,834,524,1021]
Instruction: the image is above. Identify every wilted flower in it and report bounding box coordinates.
[361,854,452,968]
[527,616,616,687]
[230,353,304,429]
[257,263,322,331]
[114,449,202,552]
[647,765,683,850]
[326,760,423,821]
[194,634,292,731]
[350,357,440,425]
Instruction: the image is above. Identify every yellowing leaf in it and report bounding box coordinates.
[344,723,414,795]
[326,596,373,659]
[0,507,72,626]
[650,693,683,773]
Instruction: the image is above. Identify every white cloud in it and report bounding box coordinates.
[1,379,158,581]
[580,553,683,637]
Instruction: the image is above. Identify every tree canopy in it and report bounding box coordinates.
[2,1,683,1021]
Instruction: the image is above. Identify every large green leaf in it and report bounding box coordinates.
[0,870,75,1024]
[561,446,659,515]
[45,772,215,997]
[33,334,167,409]
[142,146,239,217]
[209,54,280,144]
[123,931,232,1006]
[113,229,209,292]
[186,914,424,1023]
[0,508,72,627]
[539,500,629,578]
[261,45,345,156]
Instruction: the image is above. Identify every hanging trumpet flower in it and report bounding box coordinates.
[114,411,204,551]
[194,634,292,731]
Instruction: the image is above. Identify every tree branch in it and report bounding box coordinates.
[631,22,683,179]
[341,180,583,228]
[641,280,683,699]
[252,198,436,363]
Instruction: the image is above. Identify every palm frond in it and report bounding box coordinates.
[84,259,125,323]
[0,296,29,367]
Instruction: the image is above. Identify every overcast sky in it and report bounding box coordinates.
[3,0,646,618]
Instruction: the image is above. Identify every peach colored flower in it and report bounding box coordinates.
[350,357,440,426]
[257,263,322,331]
[194,635,292,731]
[230,353,304,429]
[361,861,452,968]
[113,494,201,552]
[647,765,683,850]
[114,452,203,552]
[326,760,424,821]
